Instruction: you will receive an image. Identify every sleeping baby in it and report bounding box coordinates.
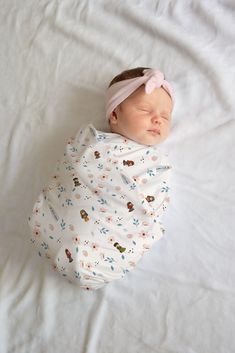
[28,67,174,290]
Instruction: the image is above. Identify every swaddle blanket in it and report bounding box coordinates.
[28,124,172,290]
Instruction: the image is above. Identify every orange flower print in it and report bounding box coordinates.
[98,174,108,181]
[72,235,80,244]
[128,261,136,267]
[52,263,58,271]
[143,244,150,250]
[139,231,149,239]
[100,207,107,213]
[93,188,101,196]
[82,250,88,257]
[33,207,40,216]
[108,236,115,243]
[33,227,41,238]
[151,155,158,161]
[132,176,141,183]
[106,216,113,223]
[69,224,75,231]
[86,262,92,270]
[142,221,149,227]
[91,243,99,251]
[49,224,54,231]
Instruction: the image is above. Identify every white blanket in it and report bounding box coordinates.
[1,1,235,352]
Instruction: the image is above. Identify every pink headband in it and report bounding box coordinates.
[105,68,174,119]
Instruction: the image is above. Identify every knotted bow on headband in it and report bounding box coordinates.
[105,69,174,119]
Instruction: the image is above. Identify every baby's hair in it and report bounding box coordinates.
[108,67,150,87]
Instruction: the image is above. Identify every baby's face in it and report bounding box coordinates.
[110,85,173,145]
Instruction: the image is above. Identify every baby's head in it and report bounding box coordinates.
[105,67,174,146]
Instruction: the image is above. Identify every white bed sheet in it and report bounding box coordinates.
[1,1,235,352]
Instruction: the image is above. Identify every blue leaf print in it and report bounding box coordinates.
[60,219,66,230]
[133,218,139,226]
[41,242,49,250]
[147,168,155,176]
[97,198,107,205]
[74,271,80,279]
[111,265,114,271]
[65,165,74,171]
[161,186,169,192]
[104,257,115,263]
[58,186,66,193]
[99,227,109,235]
[97,164,103,170]
[129,183,136,190]
[121,255,125,260]
[69,146,77,153]
[65,199,73,206]
[97,133,107,141]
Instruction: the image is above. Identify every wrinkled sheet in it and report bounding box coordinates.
[1,1,235,352]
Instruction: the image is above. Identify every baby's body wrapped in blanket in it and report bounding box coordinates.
[28,124,172,290]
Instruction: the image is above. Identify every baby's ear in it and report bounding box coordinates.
[109,111,118,124]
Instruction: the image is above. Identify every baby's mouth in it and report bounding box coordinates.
[147,129,160,135]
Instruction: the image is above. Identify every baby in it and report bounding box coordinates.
[28,67,174,290]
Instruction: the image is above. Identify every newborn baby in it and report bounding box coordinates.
[28,67,174,290]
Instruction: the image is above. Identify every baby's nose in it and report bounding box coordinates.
[151,115,161,124]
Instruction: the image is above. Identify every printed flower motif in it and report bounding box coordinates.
[79,260,85,268]
[108,236,115,243]
[33,207,40,215]
[72,235,80,244]
[91,243,99,251]
[99,207,107,213]
[151,155,158,161]
[142,221,149,226]
[52,263,58,271]
[98,174,107,181]
[69,224,75,231]
[143,244,150,250]
[86,262,92,270]
[132,176,141,183]
[106,216,113,223]
[82,250,88,257]
[33,227,41,238]
[49,224,54,231]
[92,188,101,196]
[128,261,136,268]
[139,231,150,239]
